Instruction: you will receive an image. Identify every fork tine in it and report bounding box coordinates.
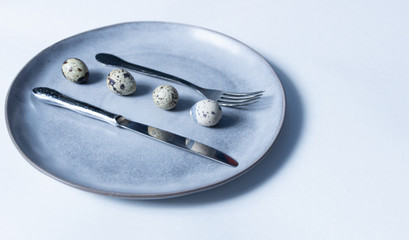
[219,100,259,107]
[221,93,263,100]
[218,97,260,104]
[222,90,265,97]
[220,95,262,102]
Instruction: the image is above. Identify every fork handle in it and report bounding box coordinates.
[96,53,202,90]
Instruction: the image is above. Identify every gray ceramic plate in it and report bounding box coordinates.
[6,22,285,199]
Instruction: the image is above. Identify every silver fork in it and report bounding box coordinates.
[95,53,264,107]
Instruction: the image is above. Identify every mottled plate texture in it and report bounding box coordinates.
[6,22,285,199]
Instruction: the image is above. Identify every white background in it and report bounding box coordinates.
[1,0,409,239]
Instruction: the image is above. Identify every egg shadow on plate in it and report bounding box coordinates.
[104,60,304,206]
[173,96,197,112]
[84,70,106,85]
[214,112,239,128]
[127,82,152,97]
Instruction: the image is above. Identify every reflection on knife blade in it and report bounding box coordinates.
[32,87,238,167]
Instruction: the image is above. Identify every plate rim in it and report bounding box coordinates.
[5,21,287,199]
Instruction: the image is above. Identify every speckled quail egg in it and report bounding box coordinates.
[106,69,137,95]
[190,99,222,127]
[61,58,89,83]
[152,85,179,110]
[148,126,174,142]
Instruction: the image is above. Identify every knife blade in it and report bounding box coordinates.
[32,87,238,167]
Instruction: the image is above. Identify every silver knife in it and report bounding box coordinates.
[32,87,238,167]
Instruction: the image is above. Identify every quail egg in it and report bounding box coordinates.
[152,85,179,110]
[190,99,222,127]
[61,58,89,83]
[106,69,137,95]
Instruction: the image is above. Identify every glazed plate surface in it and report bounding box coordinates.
[6,22,285,198]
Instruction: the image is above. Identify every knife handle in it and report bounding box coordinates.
[32,87,120,126]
